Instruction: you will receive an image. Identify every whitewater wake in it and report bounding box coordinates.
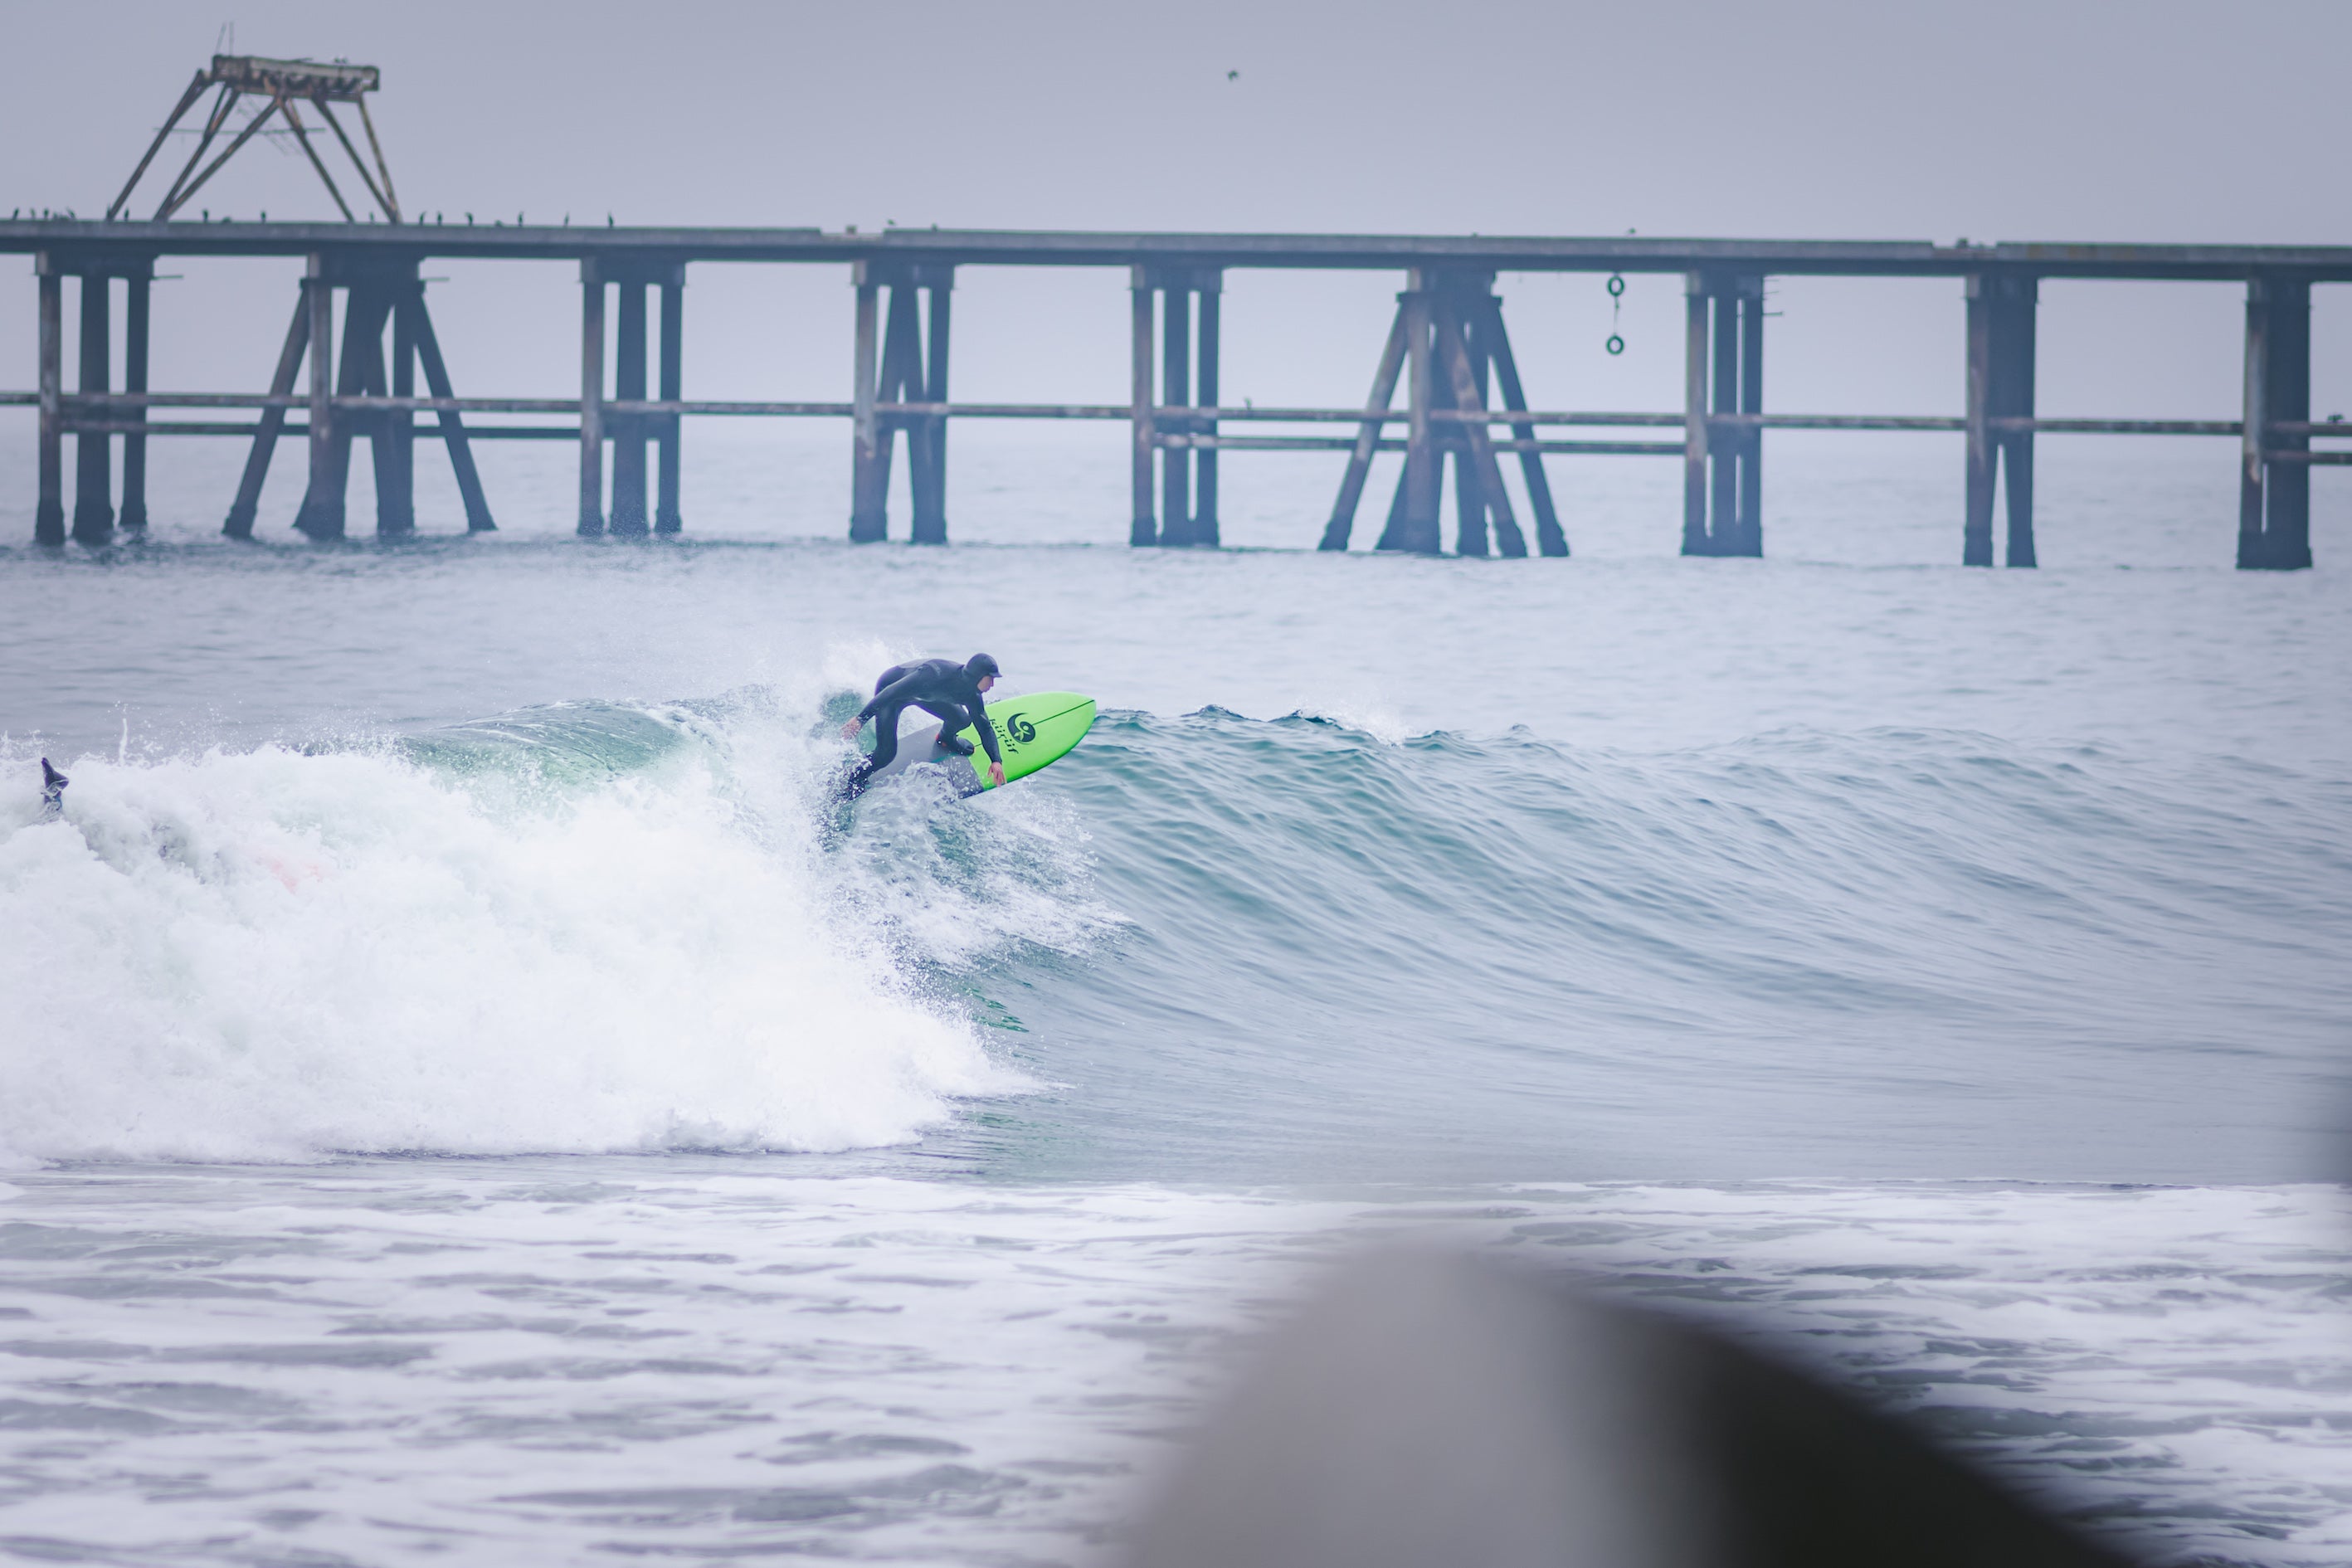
[0,691,1038,1166]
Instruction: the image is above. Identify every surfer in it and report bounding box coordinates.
[839,653,1006,797]
[37,758,67,820]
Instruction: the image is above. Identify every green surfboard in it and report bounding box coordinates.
[861,690,1098,796]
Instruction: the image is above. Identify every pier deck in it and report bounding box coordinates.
[4,220,2343,566]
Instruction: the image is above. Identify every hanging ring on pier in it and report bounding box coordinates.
[1605,274,1625,298]
[1605,334,1625,356]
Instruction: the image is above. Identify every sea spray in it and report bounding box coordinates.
[0,722,1030,1165]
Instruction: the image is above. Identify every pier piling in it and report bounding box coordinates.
[850,261,952,542]
[73,270,113,543]
[1129,265,1221,546]
[657,271,684,533]
[1683,273,1763,558]
[1965,275,2038,567]
[1387,279,1439,553]
[382,275,415,533]
[293,257,338,537]
[1129,268,1156,545]
[611,275,648,536]
[1349,270,1553,556]
[121,266,150,531]
[913,274,948,543]
[225,291,309,538]
[2238,275,2312,570]
[407,285,492,531]
[578,257,605,535]
[34,256,61,545]
[1195,280,1220,546]
[1160,282,1191,546]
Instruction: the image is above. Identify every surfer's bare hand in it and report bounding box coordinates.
[989,762,1006,787]
[840,718,862,741]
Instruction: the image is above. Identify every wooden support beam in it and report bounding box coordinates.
[1130,267,1157,545]
[578,259,606,536]
[151,85,238,221]
[1437,290,1526,558]
[120,269,150,531]
[611,280,649,535]
[1195,275,1220,547]
[1458,293,1492,558]
[280,100,356,222]
[1160,285,1192,546]
[1395,279,1440,553]
[71,273,113,543]
[1481,297,1566,556]
[348,281,399,535]
[657,272,684,533]
[312,99,396,222]
[2239,275,2312,569]
[407,290,494,529]
[224,289,310,538]
[1321,302,1407,550]
[1434,294,1483,558]
[2267,278,2312,570]
[163,94,288,220]
[1995,278,2037,567]
[912,270,951,544]
[353,97,402,224]
[382,274,416,533]
[874,281,924,536]
[293,258,340,537]
[1708,278,1739,553]
[1682,276,1711,556]
[1963,276,1996,567]
[850,262,884,541]
[296,279,387,539]
[35,257,62,544]
[1734,281,1764,557]
[1375,444,1412,550]
[110,72,210,220]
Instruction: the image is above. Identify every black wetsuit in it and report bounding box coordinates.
[845,659,1002,795]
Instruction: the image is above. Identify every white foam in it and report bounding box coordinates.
[0,736,1028,1165]
[1290,695,1416,743]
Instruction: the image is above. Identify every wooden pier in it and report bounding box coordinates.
[4,220,2346,567]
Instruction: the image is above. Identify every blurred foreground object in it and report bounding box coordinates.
[1127,1249,2128,1568]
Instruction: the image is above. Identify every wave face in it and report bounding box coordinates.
[947,711,2352,1184]
[2,694,2346,1181]
[0,697,1023,1165]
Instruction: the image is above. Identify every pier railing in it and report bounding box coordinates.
[4,222,2345,567]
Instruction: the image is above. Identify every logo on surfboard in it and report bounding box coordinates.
[1005,713,1037,744]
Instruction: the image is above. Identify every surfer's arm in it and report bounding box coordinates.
[968,703,1005,765]
[855,670,926,723]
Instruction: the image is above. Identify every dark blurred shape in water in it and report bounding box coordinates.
[1127,1249,2130,1568]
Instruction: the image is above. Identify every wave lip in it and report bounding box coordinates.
[0,712,1025,1166]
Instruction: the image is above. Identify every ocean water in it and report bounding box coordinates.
[1,421,2350,1566]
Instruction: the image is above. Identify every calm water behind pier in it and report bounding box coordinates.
[1,426,2349,1566]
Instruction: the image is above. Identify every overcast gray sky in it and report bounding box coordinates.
[3,0,2349,421]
